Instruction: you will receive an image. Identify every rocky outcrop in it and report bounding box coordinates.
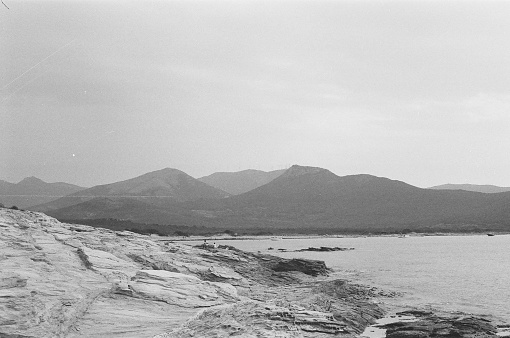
[0,208,502,338]
[0,208,383,337]
[271,258,329,276]
[381,311,498,338]
[124,270,239,307]
[155,300,350,338]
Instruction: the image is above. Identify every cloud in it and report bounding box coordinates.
[462,93,510,123]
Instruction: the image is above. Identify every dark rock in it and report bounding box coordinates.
[295,246,355,252]
[0,276,27,289]
[271,258,328,276]
[386,331,430,338]
[384,313,498,338]
[76,248,93,269]
[0,334,38,338]
[126,253,179,272]
[396,310,434,317]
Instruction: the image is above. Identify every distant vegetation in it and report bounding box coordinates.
[60,219,506,236]
[62,218,247,236]
[62,218,200,236]
[63,218,280,236]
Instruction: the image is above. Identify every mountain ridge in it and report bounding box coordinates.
[28,165,510,234]
[429,183,510,194]
[184,165,510,232]
[32,167,230,212]
[0,177,86,208]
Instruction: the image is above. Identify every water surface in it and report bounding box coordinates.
[185,235,510,323]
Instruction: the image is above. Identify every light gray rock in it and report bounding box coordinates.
[127,270,239,307]
[0,209,242,337]
[0,208,395,338]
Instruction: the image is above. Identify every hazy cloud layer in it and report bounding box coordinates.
[2,1,510,187]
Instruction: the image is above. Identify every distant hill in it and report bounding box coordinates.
[32,168,230,212]
[429,184,510,194]
[42,165,510,234]
[198,169,285,195]
[0,177,86,208]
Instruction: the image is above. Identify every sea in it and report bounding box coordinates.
[184,234,510,324]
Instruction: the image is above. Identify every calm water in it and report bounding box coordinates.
[185,235,510,323]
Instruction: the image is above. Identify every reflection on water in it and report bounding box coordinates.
[184,235,510,323]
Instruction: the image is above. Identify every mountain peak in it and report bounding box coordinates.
[280,165,333,178]
[429,183,510,194]
[148,167,185,176]
[18,176,45,185]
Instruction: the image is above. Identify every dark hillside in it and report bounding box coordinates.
[198,169,285,195]
[44,165,510,234]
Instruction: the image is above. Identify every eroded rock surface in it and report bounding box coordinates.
[1,208,500,338]
[382,311,498,338]
[0,208,384,337]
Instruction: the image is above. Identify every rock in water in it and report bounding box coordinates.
[272,258,328,276]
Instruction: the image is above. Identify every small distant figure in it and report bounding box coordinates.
[213,242,218,249]
[203,239,207,248]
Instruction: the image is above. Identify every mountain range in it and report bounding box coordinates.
[183,165,510,233]
[24,165,510,234]
[429,184,510,194]
[0,177,85,208]
[32,168,230,213]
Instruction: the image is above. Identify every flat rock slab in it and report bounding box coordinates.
[67,294,198,338]
[127,270,239,307]
[77,247,138,278]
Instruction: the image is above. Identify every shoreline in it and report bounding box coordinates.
[0,208,505,337]
[154,232,510,242]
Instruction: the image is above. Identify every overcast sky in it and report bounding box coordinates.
[2,0,510,188]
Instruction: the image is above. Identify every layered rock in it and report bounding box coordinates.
[125,270,239,307]
[0,208,383,337]
[371,310,499,338]
[0,208,501,338]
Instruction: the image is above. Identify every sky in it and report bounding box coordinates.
[2,0,510,188]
